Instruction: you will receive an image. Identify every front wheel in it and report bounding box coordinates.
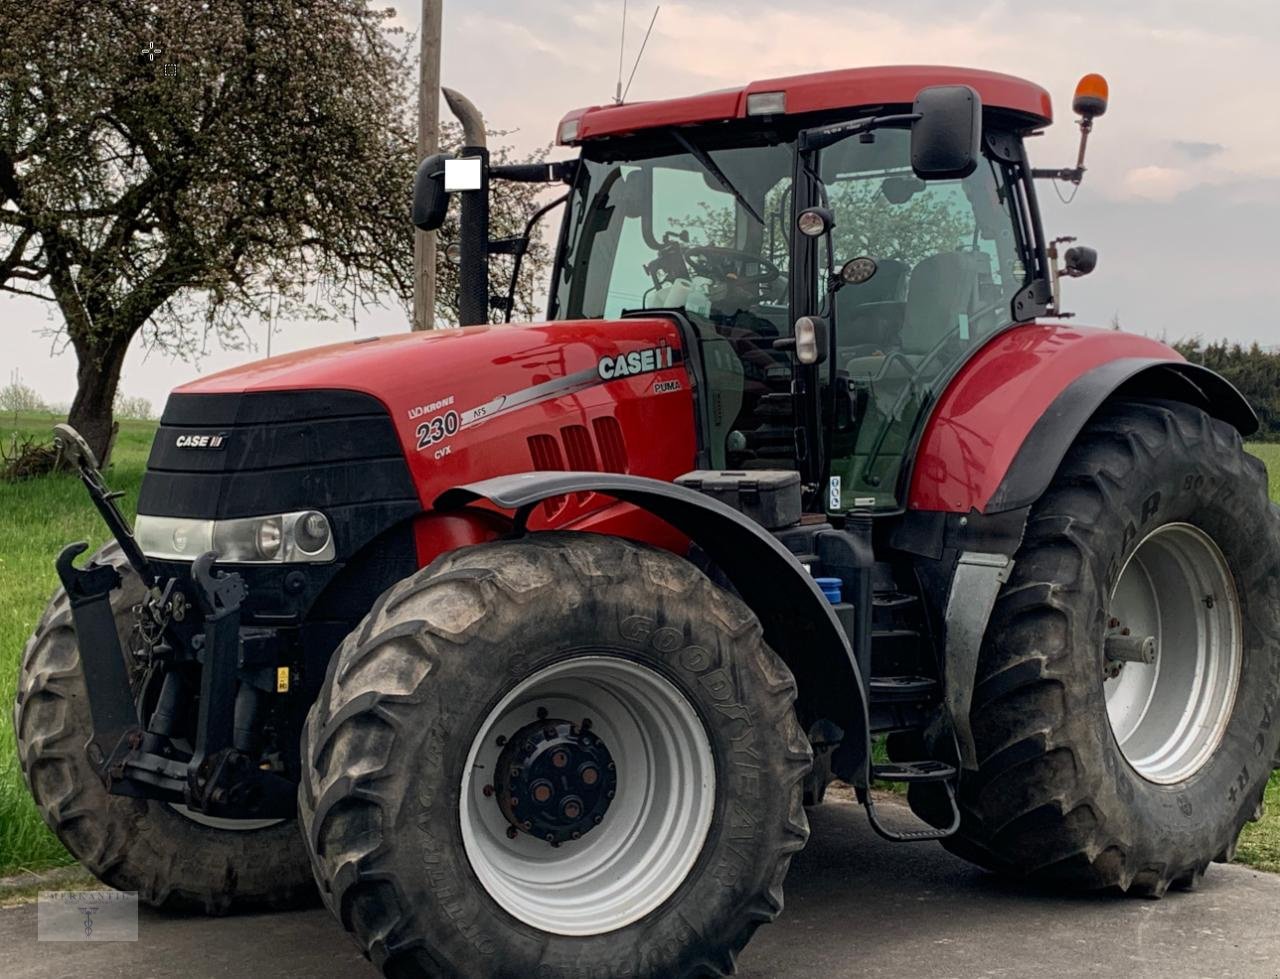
[301,532,811,978]
[918,400,1280,894]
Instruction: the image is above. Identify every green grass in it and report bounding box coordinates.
[0,412,155,875]
[1250,443,1280,500]
[0,418,1277,877]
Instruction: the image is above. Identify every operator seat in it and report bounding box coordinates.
[835,258,908,360]
[845,252,981,396]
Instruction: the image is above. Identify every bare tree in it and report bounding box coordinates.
[0,371,46,415]
[114,391,154,421]
[0,0,552,464]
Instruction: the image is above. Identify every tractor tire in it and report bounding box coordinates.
[13,542,315,912]
[300,532,811,979]
[912,399,1280,895]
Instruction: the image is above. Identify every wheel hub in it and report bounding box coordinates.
[494,715,617,845]
[1104,522,1242,784]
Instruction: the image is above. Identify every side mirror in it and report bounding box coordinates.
[412,152,450,231]
[910,85,982,181]
[1063,245,1097,277]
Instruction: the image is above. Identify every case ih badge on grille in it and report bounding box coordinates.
[174,433,227,449]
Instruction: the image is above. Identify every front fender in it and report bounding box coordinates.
[436,471,872,783]
[908,324,1258,514]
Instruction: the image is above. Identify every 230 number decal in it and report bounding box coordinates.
[415,410,460,450]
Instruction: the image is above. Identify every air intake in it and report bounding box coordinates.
[591,416,629,473]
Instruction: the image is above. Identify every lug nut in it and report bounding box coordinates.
[551,750,569,769]
[593,815,603,825]
[545,834,556,844]
[570,831,581,840]
[581,766,599,786]
[533,783,553,804]
[563,799,582,820]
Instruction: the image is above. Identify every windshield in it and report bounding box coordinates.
[821,126,1029,510]
[552,137,797,468]
[552,139,794,326]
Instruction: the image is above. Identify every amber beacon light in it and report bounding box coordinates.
[1072,73,1109,119]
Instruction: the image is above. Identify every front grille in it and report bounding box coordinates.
[140,390,417,521]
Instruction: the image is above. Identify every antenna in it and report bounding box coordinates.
[614,0,628,104]
[620,6,659,104]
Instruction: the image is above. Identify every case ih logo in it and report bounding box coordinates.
[174,433,227,449]
[597,344,675,381]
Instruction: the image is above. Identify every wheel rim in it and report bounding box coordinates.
[460,656,716,936]
[1105,522,1242,784]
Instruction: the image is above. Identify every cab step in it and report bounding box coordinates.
[867,676,938,703]
[857,760,962,843]
[871,759,955,783]
[872,591,919,609]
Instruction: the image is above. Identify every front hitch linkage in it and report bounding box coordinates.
[51,425,296,819]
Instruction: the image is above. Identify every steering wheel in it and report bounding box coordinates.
[684,246,781,287]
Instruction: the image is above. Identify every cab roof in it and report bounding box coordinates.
[557,65,1053,144]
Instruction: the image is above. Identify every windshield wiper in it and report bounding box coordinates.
[669,129,764,226]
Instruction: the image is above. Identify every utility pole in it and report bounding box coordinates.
[413,0,443,331]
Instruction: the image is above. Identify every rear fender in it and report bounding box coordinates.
[986,358,1257,513]
[436,472,872,783]
[909,325,1258,514]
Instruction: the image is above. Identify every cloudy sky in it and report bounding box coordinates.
[7,0,1279,407]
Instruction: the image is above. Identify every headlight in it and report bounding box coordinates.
[135,511,336,564]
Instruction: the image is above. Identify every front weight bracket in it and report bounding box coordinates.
[54,542,144,783]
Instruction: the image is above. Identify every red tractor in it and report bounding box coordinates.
[16,66,1280,977]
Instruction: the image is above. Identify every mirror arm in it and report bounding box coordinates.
[490,160,579,185]
[799,112,921,152]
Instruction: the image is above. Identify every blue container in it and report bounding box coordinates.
[814,576,843,604]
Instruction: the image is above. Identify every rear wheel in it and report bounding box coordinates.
[13,543,315,912]
[301,532,811,978]
[915,400,1280,894]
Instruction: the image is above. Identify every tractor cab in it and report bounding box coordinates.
[420,66,1091,513]
[548,106,1042,508]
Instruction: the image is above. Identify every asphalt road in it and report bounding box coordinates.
[4,794,1278,979]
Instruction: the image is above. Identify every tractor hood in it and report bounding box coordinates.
[147,318,697,518]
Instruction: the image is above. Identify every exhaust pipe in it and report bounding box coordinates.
[443,88,489,326]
